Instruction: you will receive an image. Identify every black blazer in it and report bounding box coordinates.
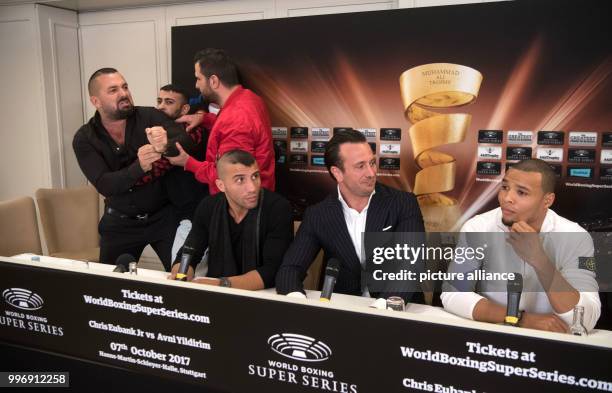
[275,183,425,301]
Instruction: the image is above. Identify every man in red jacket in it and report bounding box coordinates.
[147,48,275,194]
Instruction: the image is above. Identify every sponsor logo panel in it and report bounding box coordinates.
[272,127,288,139]
[310,141,327,154]
[290,154,308,165]
[477,146,502,160]
[568,149,595,164]
[506,147,532,161]
[536,147,563,162]
[507,130,533,145]
[568,131,597,146]
[311,127,330,140]
[379,158,400,170]
[290,127,309,139]
[567,166,594,179]
[600,166,612,182]
[478,130,503,144]
[290,141,308,153]
[380,128,402,141]
[600,150,612,164]
[537,131,564,145]
[476,162,501,176]
[310,156,325,166]
[380,144,400,156]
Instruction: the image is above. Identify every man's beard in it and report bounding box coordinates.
[501,217,515,227]
[201,84,220,105]
[112,102,134,120]
[166,108,182,120]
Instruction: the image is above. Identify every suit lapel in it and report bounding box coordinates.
[327,192,362,274]
[365,184,389,232]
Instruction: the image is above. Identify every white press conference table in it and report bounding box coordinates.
[6,254,612,350]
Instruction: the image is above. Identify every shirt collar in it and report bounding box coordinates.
[337,185,375,214]
[539,209,554,232]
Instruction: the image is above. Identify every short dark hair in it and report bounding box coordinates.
[508,158,556,193]
[324,129,367,181]
[159,84,190,104]
[88,67,118,96]
[193,48,239,87]
[217,149,257,178]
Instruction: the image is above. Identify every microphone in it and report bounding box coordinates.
[113,254,136,273]
[504,273,523,326]
[175,245,195,281]
[320,258,341,302]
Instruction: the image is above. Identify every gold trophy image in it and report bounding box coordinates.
[400,63,483,232]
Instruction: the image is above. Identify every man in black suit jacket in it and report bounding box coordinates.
[275,129,425,303]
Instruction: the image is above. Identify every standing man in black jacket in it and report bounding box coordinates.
[169,150,293,290]
[275,129,425,304]
[73,68,201,269]
[155,84,209,263]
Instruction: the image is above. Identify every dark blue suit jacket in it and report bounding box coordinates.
[275,183,425,301]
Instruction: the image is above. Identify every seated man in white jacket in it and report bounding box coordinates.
[441,159,600,333]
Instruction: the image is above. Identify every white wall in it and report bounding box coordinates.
[79,6,168,116]
[37,5,86,188]
[0,4,84,201]
[0,5,52,201]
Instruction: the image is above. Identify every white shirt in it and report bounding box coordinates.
[287,187,382,306]
[440,207,601,331]
[337,185,375,269]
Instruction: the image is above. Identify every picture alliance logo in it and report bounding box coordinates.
[3,288,44,310]
[268,333,332,362]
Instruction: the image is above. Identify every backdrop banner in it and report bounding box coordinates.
[171,0,612,231]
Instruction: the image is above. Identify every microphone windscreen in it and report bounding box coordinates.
[116,253,136,269]
[507,273,523,293]
[325,258,340,278]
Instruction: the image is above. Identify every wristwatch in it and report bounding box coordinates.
[219,277,232,288]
